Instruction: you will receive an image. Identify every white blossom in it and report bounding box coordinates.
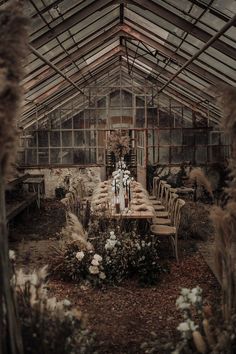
[75,251,85,261]
[191,286,202,296]
[91,259,99,266]
[93,254,102,262]
[177,322,189,332]
[181,288,190,296]
[99,272,106,280]
[89,265,99,274]
[63,299,71,307]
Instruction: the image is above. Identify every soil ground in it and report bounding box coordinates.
[9,199,220,354]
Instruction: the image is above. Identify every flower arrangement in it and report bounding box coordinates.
[52,222,165,287]
[107,131,130,159]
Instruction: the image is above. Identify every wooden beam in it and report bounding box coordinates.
[26,25,123,91]
[130,0,236,59]
[31,0,116,49]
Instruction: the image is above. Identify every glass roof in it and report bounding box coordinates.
[1,0,235,128]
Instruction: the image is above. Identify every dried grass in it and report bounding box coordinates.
[189,168,213,198]
[211,85,236,321]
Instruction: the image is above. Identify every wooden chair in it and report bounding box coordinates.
[152,192,178,225]
[153,183,171,213]
[150,198,185,262]
[149,177,161,204]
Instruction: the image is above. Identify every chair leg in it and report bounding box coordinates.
[170,234,179,263]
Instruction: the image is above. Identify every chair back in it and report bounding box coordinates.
[153,176,160,198]
[173,198,185,231]
[168,192,179,221]
[163,183,171,207]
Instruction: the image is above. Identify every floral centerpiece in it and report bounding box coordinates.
[107,130,130,160]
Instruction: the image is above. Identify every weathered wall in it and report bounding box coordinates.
[24,167,102,198]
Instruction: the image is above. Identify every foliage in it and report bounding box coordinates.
[12,262,96,354]
[52,221,166,287]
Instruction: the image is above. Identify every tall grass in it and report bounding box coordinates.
[211,86,236,321]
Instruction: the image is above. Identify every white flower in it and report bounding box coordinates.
[105,239,117,251]
[75,251,85,261]
[176,295,184,306]
[89,266,99,274]
[93,254,102,262]
[191,286,202,296]
[9,250,16,261]
[188,293,198,304]
[99,272,106,280]
[178,302,191,310]
[177,322,189,332]
[110,234,116,240]
[187,319,198,331]
[91,259,99,266]
[180,288,190,296]
[63,299,71,307]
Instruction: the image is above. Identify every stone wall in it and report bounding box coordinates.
[24,167,102,198]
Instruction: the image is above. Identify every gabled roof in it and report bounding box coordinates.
[1,0,236,128]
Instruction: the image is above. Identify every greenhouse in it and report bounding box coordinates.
[1,0,236,353]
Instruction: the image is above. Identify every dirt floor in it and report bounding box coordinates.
[9,199,220,354]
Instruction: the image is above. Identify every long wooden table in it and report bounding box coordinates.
[91,181,155,220]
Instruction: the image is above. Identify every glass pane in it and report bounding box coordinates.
[74,131,84,146]
[74,148,87,164]
[73,111,84,129]
[182,146,194,163]
[171,129,182,145]
[159,130,170,145]
[62,149,73,164]
[97,148,105,164]
[110,90,120,107]
[183,131,194,145]
[50,131,60,147]
[50,149,61,164]
[136,96,145,107]
[147,108,157,127]
[38,131,48,147]
[85,130,96,146]
[62,131,72,147]
[171,147,183,163]
[159,110,170,127]
[97,96,106,108]
[195,131,208,145]
[38,149,49,164]
[135,108,145,128]
[159,147,169,163]
[122,90,132,107]
[61,116,72,129]
[26,149,37,165]
[196,146,207,163]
